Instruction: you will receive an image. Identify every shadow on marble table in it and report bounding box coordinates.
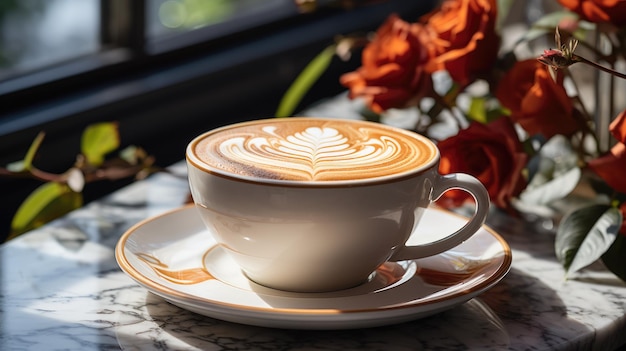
[113,267,592,351]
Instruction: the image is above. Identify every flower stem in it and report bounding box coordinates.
[573,54,626,80]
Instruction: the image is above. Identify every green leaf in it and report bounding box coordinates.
[8,182,83,240]
[467,97,487,123]
[275,45,336,117]
[602,231,626,282]
[81,122,120,166]
[23,131,46,170]
[7,131,46,172]
[520,167,581,205]
[466,97,504,124]
[555,204,621,278]
[486,106,509,121]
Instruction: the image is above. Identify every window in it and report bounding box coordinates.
[0,1,303,99]
[0,0,436,239]
[0,0,299,80]
[0,0,99,80]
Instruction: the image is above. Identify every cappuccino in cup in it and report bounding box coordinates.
[192,119,437,181]
[186,117,489,292]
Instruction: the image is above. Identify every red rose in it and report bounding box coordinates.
[558,0,626,26]
[588,142,626,194]
[437,117,528,210]
[496,59,583,139]
[340,15,433,113]
[422,0,500,85]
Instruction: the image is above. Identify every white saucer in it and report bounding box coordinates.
[116,205,511,330]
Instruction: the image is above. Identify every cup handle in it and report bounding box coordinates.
[389,173,490,261]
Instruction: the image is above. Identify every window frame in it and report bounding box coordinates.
[0,0,434,134]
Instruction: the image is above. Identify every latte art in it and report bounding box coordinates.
[192,119,437,181]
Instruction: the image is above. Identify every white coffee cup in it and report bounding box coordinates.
[186,117,489,292]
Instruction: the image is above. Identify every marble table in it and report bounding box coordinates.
[2,161,626,351]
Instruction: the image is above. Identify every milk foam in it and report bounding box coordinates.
[192,119,437,181]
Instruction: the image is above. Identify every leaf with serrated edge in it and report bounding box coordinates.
[555,204,620,278]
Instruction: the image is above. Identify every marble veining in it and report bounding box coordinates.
[2,162,626,350]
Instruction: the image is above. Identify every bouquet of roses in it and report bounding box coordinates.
[279,0,626,282]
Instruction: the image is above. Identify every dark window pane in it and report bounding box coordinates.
[0,0,99,80]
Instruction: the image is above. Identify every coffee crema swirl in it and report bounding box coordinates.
[192,119,437,181]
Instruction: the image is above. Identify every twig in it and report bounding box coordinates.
[573,54,626,80]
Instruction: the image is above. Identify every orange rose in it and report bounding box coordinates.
[610,109,626,143]
[437,117,528,210]
[558,0,626,26]
[496,59,538,113]
[587,109,626,204]
[496,59,583,139]
[588,142,626,194]
[340,15,433,113]
[422,0,500,85]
